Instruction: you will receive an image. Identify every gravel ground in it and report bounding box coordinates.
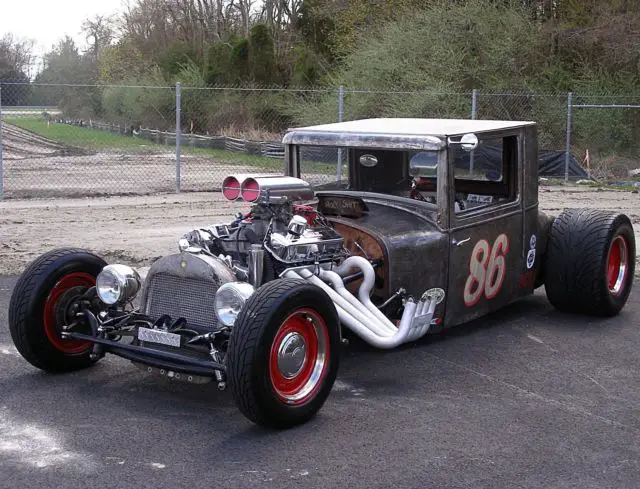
[1,185,639,276]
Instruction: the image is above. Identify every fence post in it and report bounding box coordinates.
[0,83,3,201]
[175,82,182,193]
[471,89,478,120]
[470,89,478,175]
[564,91,573,182]
[336,86,345,182]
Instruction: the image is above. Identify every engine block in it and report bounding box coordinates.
[268,225,345,264]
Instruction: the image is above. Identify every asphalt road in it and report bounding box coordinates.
[1,275,639,489]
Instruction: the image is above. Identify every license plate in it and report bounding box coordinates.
[138,327,182,347]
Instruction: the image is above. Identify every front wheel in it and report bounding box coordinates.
[226,278,341,429]
[8,248,108,372]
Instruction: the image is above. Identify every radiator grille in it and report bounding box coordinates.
[145,272,220,330]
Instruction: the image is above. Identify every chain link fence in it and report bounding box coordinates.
[1,82,638,200]
[568,94,640,180]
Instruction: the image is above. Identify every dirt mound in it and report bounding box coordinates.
[1,123,92,159]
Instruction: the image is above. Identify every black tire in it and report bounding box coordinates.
[8,248,108,372]
[226,278,340,429]
[544,208,635,316]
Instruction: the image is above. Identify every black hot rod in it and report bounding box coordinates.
[8,118,635,428]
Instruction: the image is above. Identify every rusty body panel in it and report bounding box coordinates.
[318,194,450,329]
[445,131,528,326]
[286,119,553,332]
[322,198,448,290]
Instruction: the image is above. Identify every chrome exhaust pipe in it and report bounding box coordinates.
[285,269,418,349]
[284,256,437,349]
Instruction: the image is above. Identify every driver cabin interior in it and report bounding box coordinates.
[338,133,519,213]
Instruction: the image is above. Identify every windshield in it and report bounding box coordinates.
[297,145,442,205]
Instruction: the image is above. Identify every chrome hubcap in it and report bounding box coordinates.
[277,332,307,379]
[608,236,629,296]
[269,308,330,405]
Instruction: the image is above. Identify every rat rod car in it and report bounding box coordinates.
[8,118,635,428]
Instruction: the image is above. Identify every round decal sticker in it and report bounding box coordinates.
[526,249,536,269]
[526,234,537,269]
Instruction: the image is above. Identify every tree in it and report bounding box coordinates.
[82,15,116,61]
[33,37,99,117]
[0,33,35,78]
[205,36,240,84]
[295,0,436,60]
[98,38,152,84]
[0,33,35,105]
[295,0,335,60]
[36,37,86,84]
[229,0,254,37]
[158,39,200,76]
[120,0,176,61]
[248,24,276,83]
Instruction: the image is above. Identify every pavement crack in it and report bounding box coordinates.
[581,373,610,395]
[426,353,632,431]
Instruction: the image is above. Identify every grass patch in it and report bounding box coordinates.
[4,117,281,168]
[595,182,639,192]
[4,116,339,175]
[182,145,283,170]
[6,117,154,150]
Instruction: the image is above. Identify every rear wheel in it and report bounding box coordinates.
[9,248,107,372]
[226,278,340,428]
[544,208,635,316]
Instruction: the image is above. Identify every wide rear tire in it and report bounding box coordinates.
[544,208,635,316]
[226,278,340,429]
[8,248,107,372]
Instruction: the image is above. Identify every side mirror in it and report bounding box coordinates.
[460,133,479,151]
[448,133,479,152]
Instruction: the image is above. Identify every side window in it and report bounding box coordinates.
[409,151,438,178]
[453,135,518,213]
[298,145,349,191]
[350,149,408,193]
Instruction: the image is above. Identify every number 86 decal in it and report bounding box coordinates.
[463,233,510,307]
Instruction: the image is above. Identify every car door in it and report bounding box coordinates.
[445,133,525,327]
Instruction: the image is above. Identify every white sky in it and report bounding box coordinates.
[0,0,127,73]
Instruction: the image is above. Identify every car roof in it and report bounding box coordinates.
[282,118,535,149]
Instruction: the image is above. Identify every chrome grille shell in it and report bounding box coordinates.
[139,252,237,330]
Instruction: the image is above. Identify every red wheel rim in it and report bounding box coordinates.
[607,235,629,297]
[268,308,330,405]
[43,272,95,354]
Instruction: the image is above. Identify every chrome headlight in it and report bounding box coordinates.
[96,264,141,305]
[215,282,255,327]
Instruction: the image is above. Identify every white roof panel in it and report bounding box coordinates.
[287,118,534,137]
